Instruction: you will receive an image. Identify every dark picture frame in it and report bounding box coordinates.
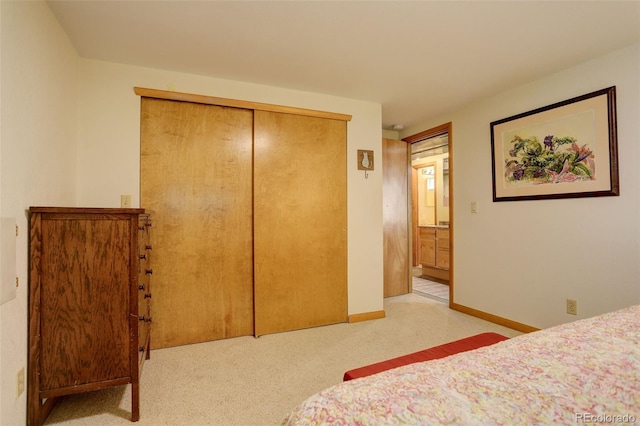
[490,86,619,202]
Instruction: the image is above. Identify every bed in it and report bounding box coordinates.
[283,305,640,425]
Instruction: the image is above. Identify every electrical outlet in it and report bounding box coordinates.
[121,194,132,208]
[16,367,25,397]
[566,299,577,315]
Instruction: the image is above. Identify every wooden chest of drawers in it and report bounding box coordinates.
[27,207,152,425]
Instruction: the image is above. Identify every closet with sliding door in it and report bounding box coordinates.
[137,88,349,348]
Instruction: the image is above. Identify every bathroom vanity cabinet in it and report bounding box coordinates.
[418,226,449,282]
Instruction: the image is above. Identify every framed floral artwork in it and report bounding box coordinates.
[490,86,619,202]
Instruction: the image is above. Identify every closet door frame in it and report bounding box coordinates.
[134,87,351,122]
[136,87,352,344]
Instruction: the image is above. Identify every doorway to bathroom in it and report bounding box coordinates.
[403,123,452,304]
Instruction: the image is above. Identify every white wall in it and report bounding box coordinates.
[0,1,78,424]
[402,43,640,329]
[75,59,385,317]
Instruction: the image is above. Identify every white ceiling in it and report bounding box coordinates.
[47,1,640,130]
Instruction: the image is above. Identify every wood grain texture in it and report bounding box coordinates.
[419,228,436,267]
[348,310,386,323]
[28,208,146,425]
[436,228,450,270]
[27,213,43,426]
[140,98,254,348]
[382,139,410,297]
[253,111,347,336]
[39,217,131,390]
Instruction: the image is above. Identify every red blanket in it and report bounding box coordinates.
[343,332,509,381]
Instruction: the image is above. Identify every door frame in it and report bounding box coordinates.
[403,122,454,306]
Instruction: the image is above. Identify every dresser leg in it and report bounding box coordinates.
[131,382,140,422]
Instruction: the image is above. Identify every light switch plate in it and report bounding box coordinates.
[16,367,25,397]
[121,195,132,208]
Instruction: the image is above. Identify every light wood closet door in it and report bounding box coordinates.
[383,138,410,297]
[140,98,254,348]
[253,111,347,336]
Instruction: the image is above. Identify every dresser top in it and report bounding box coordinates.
[29,206,145,214]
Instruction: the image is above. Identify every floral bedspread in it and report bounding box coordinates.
[283,305,640,425]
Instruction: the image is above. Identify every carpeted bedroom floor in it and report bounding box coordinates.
[43,293,521,426]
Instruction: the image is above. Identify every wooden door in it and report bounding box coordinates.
[140,98,254,348]
[382,138,410,297]
[253,111,347,336]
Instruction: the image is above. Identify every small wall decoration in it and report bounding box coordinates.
[357,150,374,170]
[490,86,619,202]
[357,149,374,178]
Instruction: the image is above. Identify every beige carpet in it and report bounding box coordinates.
[43,294,521,426]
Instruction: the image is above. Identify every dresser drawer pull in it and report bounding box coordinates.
[146,245,152,250]
[146,269,153,275]
[139,315,147,322]
[139,285,145,291]
[144,293,152,299]
[139,346,145,353]
[140,254,147,260]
